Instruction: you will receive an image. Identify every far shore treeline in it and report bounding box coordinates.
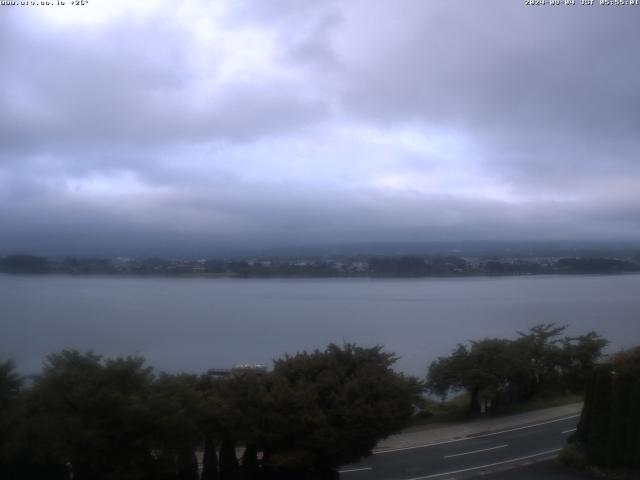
[1,253,640,277]
[1,325,637,479]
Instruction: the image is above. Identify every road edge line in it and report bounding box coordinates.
[374,414,579,455]
[406,448,563,480]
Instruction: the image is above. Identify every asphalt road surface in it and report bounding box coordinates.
[469,459,591,480]
[339,414,580,480]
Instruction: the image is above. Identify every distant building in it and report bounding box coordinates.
[205,364,268,379]
[206,368,232,378]
[232,363,268,375]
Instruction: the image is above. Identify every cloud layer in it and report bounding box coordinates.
[1,0,640,256]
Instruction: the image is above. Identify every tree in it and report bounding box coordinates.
[514,323,567,397]
[149,373,204,480]
[575,346,640,468]
[28,350,156,480]
[241,444,259,480]
[218,436,239,480]
[200,370,269,480]
[0,360,22,477]
[560,331,608,391]
[258,344,419,478]
[201,436,219,480]
[427,325,608,414]
[427,340,519,414]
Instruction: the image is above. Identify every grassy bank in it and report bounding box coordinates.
[411,392,584,427]
[558,445,639,480]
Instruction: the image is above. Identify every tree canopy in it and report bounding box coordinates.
[427,324,607,414]
[574,346,640,469]
[258,344,419,477]
[1,330,609,479]
[0,344,419,480]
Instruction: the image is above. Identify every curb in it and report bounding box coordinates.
[373,404,583,454]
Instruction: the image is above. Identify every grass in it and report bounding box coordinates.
[409,393,474,428]
[557,444,589,470]
[496,392,584,415]
[557,445,640,480]
[409,391,584,428]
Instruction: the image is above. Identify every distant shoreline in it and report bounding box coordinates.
[2,271,640,280]
[2,254,639,278]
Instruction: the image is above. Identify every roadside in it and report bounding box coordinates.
[472,459,590,480]
[374,403,583,452]
[340,403,638,480]
[473,458,639,480]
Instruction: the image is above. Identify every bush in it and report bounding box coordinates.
[557,445,588,470]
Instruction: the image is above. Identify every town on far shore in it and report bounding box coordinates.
[1,252,640,277]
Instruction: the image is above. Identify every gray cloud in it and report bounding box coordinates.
[1,1,640,256]
[324,3,640,182]
[0,9,327,153]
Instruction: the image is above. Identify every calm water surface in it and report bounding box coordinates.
[2,274,639,376]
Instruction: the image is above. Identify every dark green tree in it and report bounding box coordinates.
[176,448,198,480]
[575,346,640,468]
[560,332,608,391]
[514,323,567,397]
[0,360,22,478]
[241,444,259,480]
[259,344,419,478]
[201,436,219,480]
[149,373,203,480]
[219,436,239,480]
[427,339,519,413]
[427,325,608,414]
[28,350,155,480]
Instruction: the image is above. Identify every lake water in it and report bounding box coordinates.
[2,273,639,377]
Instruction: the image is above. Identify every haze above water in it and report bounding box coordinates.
[2,273,639,377]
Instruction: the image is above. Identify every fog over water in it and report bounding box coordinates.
[3,273,639,376]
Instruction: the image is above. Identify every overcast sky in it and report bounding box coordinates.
[1,0,639,256]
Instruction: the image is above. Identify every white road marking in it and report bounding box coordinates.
[406,448,563,480]
[374,414,579,455]
[375,436,479,454]
[443,444,508,459]
[561,428,577,434]
[338,466,373,474]
[472,415,580,439]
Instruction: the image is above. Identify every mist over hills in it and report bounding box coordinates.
[2,240,639,262]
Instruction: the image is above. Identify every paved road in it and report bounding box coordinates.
[472,459,590,480]
[339,414,580,480]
